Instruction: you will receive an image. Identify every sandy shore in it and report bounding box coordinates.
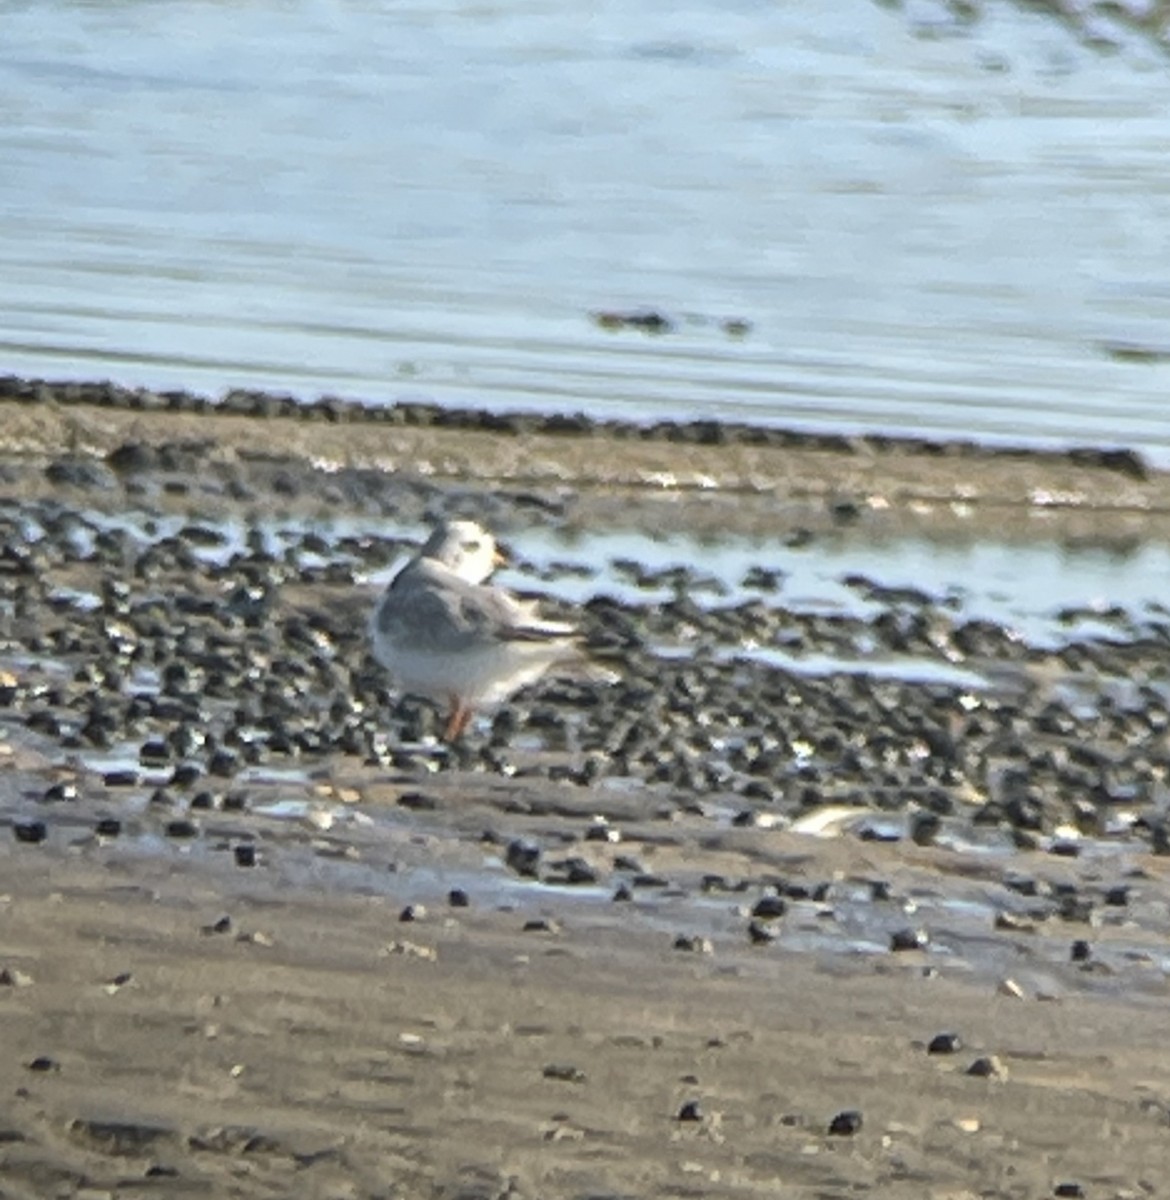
[2,385,1169,1197]
[2,390,1169,535]
[3,836,1169,1200]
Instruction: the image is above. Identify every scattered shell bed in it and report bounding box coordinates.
[1,392,1169,999]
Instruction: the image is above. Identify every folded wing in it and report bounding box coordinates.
[375,560,577,653]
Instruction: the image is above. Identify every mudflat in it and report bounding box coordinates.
[1,384,1169,1198]
[2,836,1169,1200]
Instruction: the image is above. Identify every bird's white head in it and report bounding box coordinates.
[419,519,504,584]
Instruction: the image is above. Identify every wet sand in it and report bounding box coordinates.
[2,388,1169,544]
[2,386,1170,1197]
[3,837,1170,1199]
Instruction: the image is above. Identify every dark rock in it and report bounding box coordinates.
[751,895,787,920]
[584,818,620,843]
[42,782,78,803]
[677,1100,703,1122]
[103,769,141,788]
[927,1032,962,1054]
[447,889,470,908]
[169,762,202,787]
[522,918,560,934]
[1070,939,1092,962]
[94,817,122,837]
[672,935,713,954]
[966,1055,1008,1080]
[165,819,198,839]
[398,792,437,811]
[542,1064,586,1083]
[207,748,240,778]
[827,1110,863,1136]
[890,927,929,952]
[139,738,171,764]
[26,1056,58,1072]
[505,840,541,878]
[747,920,777,945]
[910,811,942,846]
[233,844,257,868]
[107,442,156,472]
[549,857,599,885]
[13,821,47,845]
[1058,893,1096,924]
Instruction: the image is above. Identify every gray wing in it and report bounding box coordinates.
[375,560,576,653]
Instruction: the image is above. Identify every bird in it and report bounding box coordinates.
[370,519,610,741]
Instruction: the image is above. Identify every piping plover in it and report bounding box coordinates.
[371,519,609,741]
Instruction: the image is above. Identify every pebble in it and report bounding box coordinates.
[747,921,777,945]
[966,1055,1008,1080]
[103,770,140,788]
[750,895,787,920]
[673,935,714,954]
[233,844,258,868]
[447,889,470,908]
[585,817,620,843]
[927,1032,962,1054]
[42,782,78,803]
[827,1110,863,1136]
[398,792,437,811]
[542,1064,587,1083]
[677,1100,703,1122]
[13,821,47,845]
[549,857,600,885]
[889,927,929,952]
[505,840,542,878]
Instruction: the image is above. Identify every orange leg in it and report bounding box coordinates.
[443,696,474,742]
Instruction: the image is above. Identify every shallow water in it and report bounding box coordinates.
[19,503,1169,662]
[3,2,1170,460]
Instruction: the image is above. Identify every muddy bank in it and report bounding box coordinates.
[2,841,1170,1200]
[2,382,1170,1195]
[0,379,1167,531]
